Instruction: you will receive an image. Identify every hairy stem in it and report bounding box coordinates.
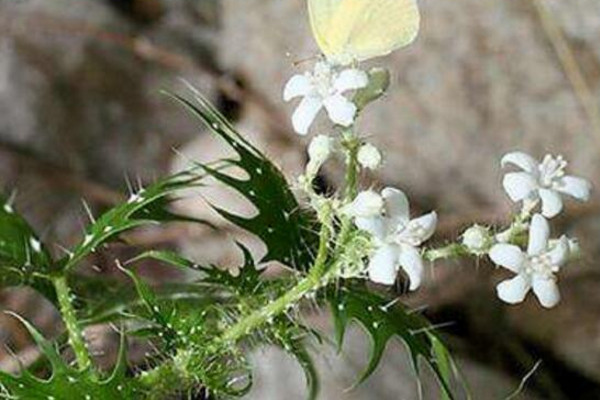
[53,276,93,372]
[218,130,359,345]
[424,243,469,262]
[138,205,334,394]
[140,130,360,393]
[330,136,359,265]
[221,204,332,343]
[342,132,360,200]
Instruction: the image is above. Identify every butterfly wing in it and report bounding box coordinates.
[307,0,343,57]
[308,0,420,64]
[345,0,420,62]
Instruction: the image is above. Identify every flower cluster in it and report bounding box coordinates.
[285,59,592,309]
[344,188,436,288]
[483,151,591,308]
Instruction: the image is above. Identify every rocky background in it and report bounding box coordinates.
[1,0,600,398]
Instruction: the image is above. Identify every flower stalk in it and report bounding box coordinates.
[53,275,93,372]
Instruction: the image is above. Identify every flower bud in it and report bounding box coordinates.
[306,135,334,176]
[343,190,384,218]
[549,237,581,260]
[462,224,491,255]
[357,143,382,170]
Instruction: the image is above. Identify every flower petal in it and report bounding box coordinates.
[527,214,550,256]
[291,96,323,135]
[401,212,437,246]
[333,69,369,93]
[283,74,313,101]
[355,216,387,240]
[501,152,539,175]
[539,188,563,218]
[381,187,409,224]
[555,175,592,202]
[489,244,526,273]
[532,276,560,308]
[545,235,570,267]
[496,275,531,304]
[323,94,357,127]
[503,172,538,202]
[368,244,399,285]
[398,244,424,291]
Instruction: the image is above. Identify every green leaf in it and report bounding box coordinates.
[0,312,144,400]
[270,323,320,400]
[129,246,268,300]
[63,168,210,272]
[73,274,216,326]
[327,284,462,399]
[128,248,315,397]
[166,86,319,272]
[0,197,56,301]
[118,265,179,353]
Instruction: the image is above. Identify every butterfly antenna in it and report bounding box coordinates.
[291,54,319,67]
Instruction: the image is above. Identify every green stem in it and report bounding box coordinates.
[221,205,333,344]
[140,130,361,392]
[342,132,360,200]
[138,207,335,394]
[334,130,361,261]
[217,130,360,345]
[53,276,93,372]
[424,243,469,262]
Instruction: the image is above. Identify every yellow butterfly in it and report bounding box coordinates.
[308,0,421,65]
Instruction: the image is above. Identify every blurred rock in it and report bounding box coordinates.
[246,316,541,400]
[0,0,219,242]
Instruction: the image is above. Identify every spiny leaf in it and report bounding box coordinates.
[327,284,462,399]
[118,265,179,353]
[287,340,319,400]
[0,197,56,301]
[129,246,265,298]
[270,322,320,400]
[74,275,216,326]
[63,168,210,272]
[128,248,316,397]
[165,85,319,272]
[201,245,264,296]
[0,313,143,400]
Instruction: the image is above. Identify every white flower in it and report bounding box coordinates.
[357,143,382,170]
[489,214,569,308]
[284,62,368,135]
[306,134,335,176]
[462,224,491,255]
[349,188,437,289]
[502,152,592,218]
